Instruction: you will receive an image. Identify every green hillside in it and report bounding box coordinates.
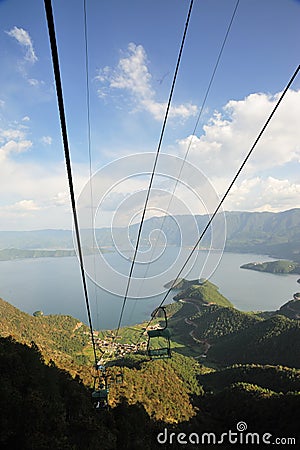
[0,336,156,450]
[0,297,91,371]
[167,294,300,370]
[199,382,300,438]
[188,305,262,341]
[172,280,233,308]
[279,298,300,319]
[1,335,300,449]
[208,315,300,367]
[1,292,300,448]
[108,353,204,423]
[199,364,300,393]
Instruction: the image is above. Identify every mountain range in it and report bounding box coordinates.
[1,208,300,261]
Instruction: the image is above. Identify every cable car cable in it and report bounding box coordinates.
[165,0,240,206]
[140,63,300,338]
[83,0,100,330]
[44,0,98,366]
[114,0,195,337]
[133,0,240,304]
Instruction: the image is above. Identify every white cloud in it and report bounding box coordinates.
[0,159,86,230]
[6,26,37,63]
[27,78,39,86]
[177,89,300,179]
[96,42,198,121]
[0,125,32,161]
[224,176,300,212]
[0,116,89,230]
[1,85,300,230]
[41,136,52,145]
[21,116,30,122]
[52,192,69,207]
[0,139,32,160]
[173,89,300,213]
[5,199,42,212]
[0,128,26,142]
[0,141,92,229]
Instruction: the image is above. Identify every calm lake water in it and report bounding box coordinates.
[0,249,298,330]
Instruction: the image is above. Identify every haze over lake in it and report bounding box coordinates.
[0,249,298,330]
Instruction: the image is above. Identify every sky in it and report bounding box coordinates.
[0,0,300,231]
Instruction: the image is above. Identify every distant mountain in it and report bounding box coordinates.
[0,229,74,250]
[1,208,300,261]
[0,248,76,260]
[120,208,300,261]
[224,208,300,261]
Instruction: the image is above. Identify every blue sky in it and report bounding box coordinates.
[0,0,300,230]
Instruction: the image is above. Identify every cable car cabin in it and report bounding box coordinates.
[92,388,109,410]
[148,347,171,358]
[147,307,171,359]
[92,374,109,410]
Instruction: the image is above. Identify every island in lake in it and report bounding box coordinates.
[240,259,300,275]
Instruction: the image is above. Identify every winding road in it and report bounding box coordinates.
[181,299,211,355]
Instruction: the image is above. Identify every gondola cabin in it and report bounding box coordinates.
[147,307,171,359]
[92,388,109,410]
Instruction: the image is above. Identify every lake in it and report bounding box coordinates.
[0,249,298,330]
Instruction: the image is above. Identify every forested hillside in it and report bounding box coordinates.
[186,305,262,341]
[208,315,300,367]
[199,364,300,393]
[1,289,300,448]
[0,298,91,371]
[1,335,300,449]
[172,280,233,307]
[279,298,300,320]
[0,336,154,450]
